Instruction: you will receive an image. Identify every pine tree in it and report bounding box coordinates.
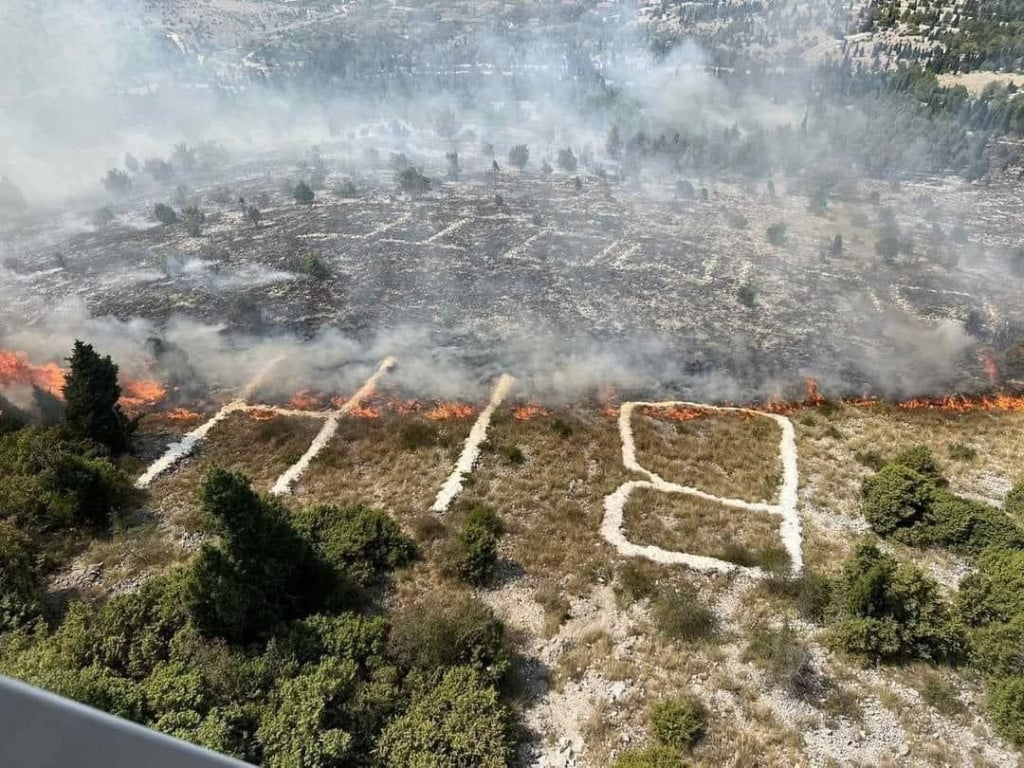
[61,341,134,454]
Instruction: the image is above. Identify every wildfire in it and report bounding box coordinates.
[348,405,381,419]
[0,350,66,396]
[289,389,322,410]
[804,378,825,405]
[248,408,278,421]
[391,399,423,415]
[119,379,168,409]
[640,405,707,421]
[513,402,551,420]
[895,393,1024,413]
[425,402,475,420]
[164,408,202,422]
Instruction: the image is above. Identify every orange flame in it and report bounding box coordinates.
[289,389,322,410]
[641,405,708,421]
[165,408,202,421]
[248,408,277,421]
[118,379,168,409]
[348,405,381,419]
[0,350,66,396]
[513,403,551,420]
[425,402,475,420]
[804,378,825,405]
[391,399,423,415]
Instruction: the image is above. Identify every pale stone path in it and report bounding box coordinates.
[270,356,396,495]
[430,374,515,512]
[600,401,802,576]
[134,356,283,489]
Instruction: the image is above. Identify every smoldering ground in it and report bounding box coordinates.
[1,1,1021,405]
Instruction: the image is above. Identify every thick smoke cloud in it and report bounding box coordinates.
[0,0,1008,404]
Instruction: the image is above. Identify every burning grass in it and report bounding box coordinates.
[631,409,783,504]
[622,487,788,572]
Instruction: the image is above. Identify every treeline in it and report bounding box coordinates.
[862,0,1024,73]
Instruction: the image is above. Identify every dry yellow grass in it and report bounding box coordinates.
[145,411,325,527]
[292,414,474,520]
[631,410,782,503]
[622,486,787,569]
[454,407,631,595]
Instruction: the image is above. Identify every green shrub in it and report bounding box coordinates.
[861,464,937,536]
[831,540,963,663]
[651,589,717,643]
[1006,482,1024,522]
[0,519,42,631]
[387,596,511,687]
[892,446,946,485]
[969,615,1024,678]
[0,426,139,530]
[377,666,514,768]
[143,661,210,716]
[611,745,686,768]
[447,524,498,586]
[302,254,329,280]
[988,675,1024,746]
[922,492,1024,553]
[650,696,706,750]
[182,468,334,642]
[292,504,415,588]
[464,505,502,537]
[957,547,1024,626]
[257,658,358,767]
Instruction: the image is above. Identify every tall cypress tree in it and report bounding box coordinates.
[61,340,134,454]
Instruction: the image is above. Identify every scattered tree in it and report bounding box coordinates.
[293,181,315,205]
[766,222,788,246]
[446,151,460,180]
[61,340,135,454]
[508,144,529,172]
[556,147,577,172]
[182,205,205,237]
[102,169,131,196]
[245,205,261,227]
[397,168,431,195]
[153,203,177,226]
